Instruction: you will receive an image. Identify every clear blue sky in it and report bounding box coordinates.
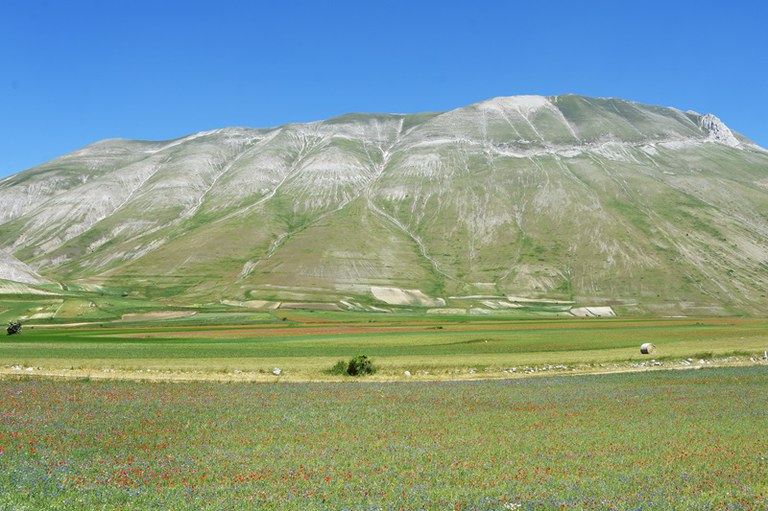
[2,0,766,178]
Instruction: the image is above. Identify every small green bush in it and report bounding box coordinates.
[328,360,348,375]
[6,320,22,336]
[346,355,375,376]
[326,356,376,376]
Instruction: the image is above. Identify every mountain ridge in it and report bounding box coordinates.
[1,94,767,315]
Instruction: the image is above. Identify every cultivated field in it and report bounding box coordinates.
[1,311,767,380]
[2,308,767,509]
[1,367,766,510]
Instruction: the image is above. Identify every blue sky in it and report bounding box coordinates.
[2,0,766,178]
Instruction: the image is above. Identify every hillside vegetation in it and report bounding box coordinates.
[1,95,767,315]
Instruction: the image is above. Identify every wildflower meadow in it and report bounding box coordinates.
[1,366,766,510]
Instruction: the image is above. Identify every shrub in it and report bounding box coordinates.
[328,360,348,375]
[326,356,376,376]
[346,355,375,376]
[6,321,22,336]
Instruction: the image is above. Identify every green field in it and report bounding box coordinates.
[2,301,768,509]
[1,367,766,510]
[2,308,767,380]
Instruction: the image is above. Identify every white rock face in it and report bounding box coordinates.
[699,114,740,147]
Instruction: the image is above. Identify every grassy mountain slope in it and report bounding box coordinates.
[1,95,766,315]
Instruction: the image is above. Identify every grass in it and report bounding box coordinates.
[1,300,767,509]
[0,292,167,325]
[0,367,766,510]
[1,311,766,379]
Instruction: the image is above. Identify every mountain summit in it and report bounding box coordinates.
[1,95,767,315]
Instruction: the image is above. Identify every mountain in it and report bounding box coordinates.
[1,95,767,316]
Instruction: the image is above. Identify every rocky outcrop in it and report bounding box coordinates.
[698,113,741,147]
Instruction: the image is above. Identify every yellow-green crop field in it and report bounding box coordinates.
[1,313,767,380]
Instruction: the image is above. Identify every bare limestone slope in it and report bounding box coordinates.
[1,95,767,314]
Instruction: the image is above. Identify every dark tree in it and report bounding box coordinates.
[346,355,375,376]
[6,321,22,336]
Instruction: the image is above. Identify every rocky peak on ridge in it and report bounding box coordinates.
[698,113,741,147]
